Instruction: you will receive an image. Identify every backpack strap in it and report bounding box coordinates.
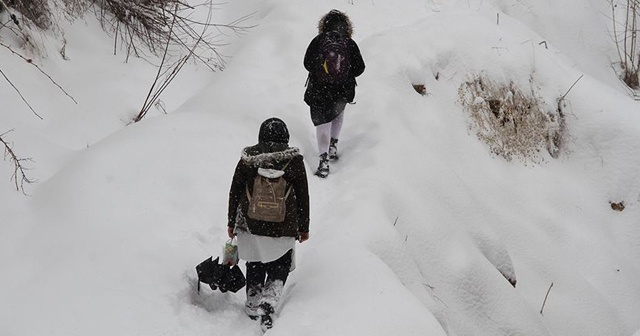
[281,158,294,199]
[245,184,252,202]
[281,157,294,171]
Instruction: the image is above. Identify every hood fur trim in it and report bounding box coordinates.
[318,10,353,37]
[241,147,300,167]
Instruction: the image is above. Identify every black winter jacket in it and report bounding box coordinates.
[227,142,310,238]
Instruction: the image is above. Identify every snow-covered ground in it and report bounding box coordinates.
[1,0,640,335]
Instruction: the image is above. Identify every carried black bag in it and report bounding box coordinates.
[196,256,246,293]
[221,264,246,293]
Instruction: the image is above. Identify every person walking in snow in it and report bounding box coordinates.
[303,9,365,178]
[227,117,310,331]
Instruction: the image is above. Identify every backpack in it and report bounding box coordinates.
[246,162,293,223]
[316,31,351,84]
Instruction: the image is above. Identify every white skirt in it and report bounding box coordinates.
[236,232,295,263]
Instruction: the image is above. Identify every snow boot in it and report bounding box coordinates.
[328,138,339,161]
[260,314,273,332]
[245,287,262,320]
[245,300,261,320]
[314,152,330,178]
[259,302,275,331]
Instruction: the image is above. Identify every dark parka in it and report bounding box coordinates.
[303,10,365,125]
[227,120,310,238]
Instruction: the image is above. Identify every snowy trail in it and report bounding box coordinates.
[2,0,640,335]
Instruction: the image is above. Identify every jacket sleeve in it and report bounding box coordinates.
[304,36,320,73]
[349,39,365,78]
[289,155,310,233]
[227,159,246,228]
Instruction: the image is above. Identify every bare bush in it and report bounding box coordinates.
[2,0,254,69]
[84,0,254,121]
[610,0,640,89]
[88,0,253,70]
[458,75,565,164]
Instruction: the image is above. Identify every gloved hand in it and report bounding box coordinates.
[297,232,309,243]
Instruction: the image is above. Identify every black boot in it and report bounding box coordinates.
[259,302,274,331]
[314,153,329,178]
[328,138,339,161]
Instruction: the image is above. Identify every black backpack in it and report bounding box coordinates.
[315,31,351,84]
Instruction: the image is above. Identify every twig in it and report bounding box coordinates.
[134,4,179,123]
[0,42,78,104]
[0,130,35,194]
[0,68,42,119]
[422,283,449,308]
[134,3,210,122]
[561,75,584,100]
[539,282,554,315]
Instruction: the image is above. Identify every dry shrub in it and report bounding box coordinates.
[86,0,253,70]
[2,0,252,70]
[610,0,640,90]
[458,75,565,164]
[2,0,52,30]
[94,0,182,53]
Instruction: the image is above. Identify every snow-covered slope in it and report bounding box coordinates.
[1,0,639,335]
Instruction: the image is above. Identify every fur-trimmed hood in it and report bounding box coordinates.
[318,9,353,37]
[228,143,309,238]
[241,145,300,167]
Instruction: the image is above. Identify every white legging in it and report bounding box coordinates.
[316,111,345,155]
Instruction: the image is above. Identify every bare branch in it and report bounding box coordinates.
[540,282,554,315]
[561,75,584,100]
[133,2,212,123]
[134,4,179,123]
[610,0,640,88]
[0,130,36,194]
[0,68,43,119]
[0,41,78,104]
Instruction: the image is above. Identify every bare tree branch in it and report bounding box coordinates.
[0,41,78,104]
[0,68,43,119]
[133,2,215,123]
[0,129,36,194]
[134,4,179,123]
[540,282,554,315]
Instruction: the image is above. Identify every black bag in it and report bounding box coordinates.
[221,264,247,293]
[196,256,246,293]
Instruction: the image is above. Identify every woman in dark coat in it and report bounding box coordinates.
[304,9,365,178]
[227,117,310,331]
